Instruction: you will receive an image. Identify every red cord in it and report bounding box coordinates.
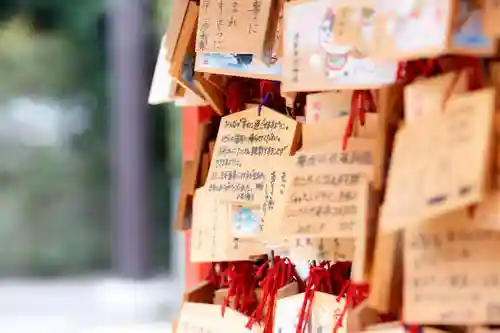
[221,261,258,317]
[334,281,370,333]
[408,326,420,333]
[343,90,376,150]
[396,59,442,84]
[207,262,230,288]
[296,263,334,333]
[328,261,352,295]
[260,80,276,100]
[450,56,483,90]
[398,56,483,90]
[226,81,244,114]
[246,256,302,333]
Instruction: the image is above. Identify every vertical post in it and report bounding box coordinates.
[109,0,152,278]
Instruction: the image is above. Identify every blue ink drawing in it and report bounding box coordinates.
[198,52,282,76]
[233,206,260,236]
[453,4,492,49]
[181,55,196,83]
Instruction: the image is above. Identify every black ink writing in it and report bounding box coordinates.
[289,189,357,204]
[228,0,238,29]
[218,145,289,157]
[198,19,210,51]
[280,172,287,194]
[487,303,500,321]
[295,237,312,248]
[208,182,256,200]
[214,158,242,168]
[459,185,472,197]
[210,169,265,182]
[296,151,372,168]
[201,0,210,12]
[223,116,289,130]
[232,0,239,13]
[292,173,361,187]
[427,194,447,206]
[221,132,282,144]
[287,204,357,219]
[409,229,500,252]
[295,220,355,233]
[263,171,277,214]
[248,0,261,34]
[292,32,300,83]
[214,0,224,50]
[317,239,326,259]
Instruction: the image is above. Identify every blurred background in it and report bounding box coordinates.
[0,0,183,332]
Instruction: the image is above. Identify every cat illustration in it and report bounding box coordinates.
[318,7,375,80]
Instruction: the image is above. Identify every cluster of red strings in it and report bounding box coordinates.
[226,79,282,114]
[210,56,485,333]
[396,56,484,89]
[342,59,443,152]
[207,261,258,316]
[295,261,368,333]
[246,256,302,333]
[207,262,229,288]
[222,261,259,316]
[342,56,484,151]
[208,257,302,333]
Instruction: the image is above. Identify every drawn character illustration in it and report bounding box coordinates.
[233,206,260,235]
[452,0,489,47]
[397,0,424,18]
[392,0,446,48]
[318,7,374,80]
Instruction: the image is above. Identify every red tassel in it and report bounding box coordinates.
[221,261,257,317]
[296,263,333,333]
[246,256,301,333]
[333,281,370,333]
[207,262,230,288]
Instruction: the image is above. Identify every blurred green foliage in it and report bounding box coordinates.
[0,0,175,276]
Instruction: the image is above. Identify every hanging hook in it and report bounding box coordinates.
[268,249,275,268]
